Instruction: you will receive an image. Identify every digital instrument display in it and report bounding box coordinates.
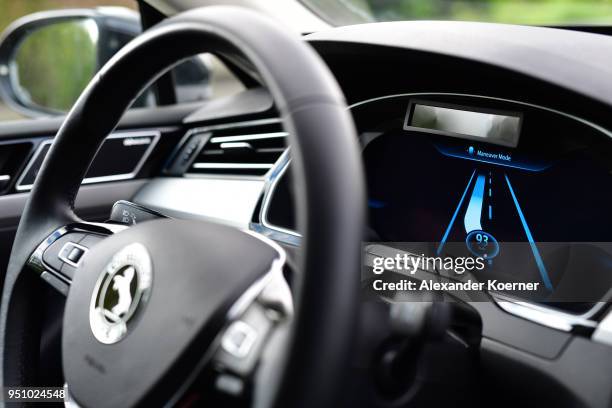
[266,94,612,312]
[359,95,612,312]
[405,101,522,148]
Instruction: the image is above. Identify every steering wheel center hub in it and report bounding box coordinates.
[89,243,153,344]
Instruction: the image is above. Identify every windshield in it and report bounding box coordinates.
[301,0,612,26]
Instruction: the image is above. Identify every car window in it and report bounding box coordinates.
[174,54,245,104]
[0,1,244,122]
[301,0,612,26]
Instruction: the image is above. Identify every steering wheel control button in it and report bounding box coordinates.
[67,246,85,262]
[222,321,257,358]
[89,243,153,344]
[215,374,244,396]
[42,232,87,272]
[58,242,88,267]
[216,302,274,376]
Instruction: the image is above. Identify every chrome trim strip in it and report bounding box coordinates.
[182,172,267,182]
[15,130,161,191]
[251,149,303,246]
[592,310,612,347]
[192,163,274,170]
[260,159,300,238]
[220,142,253,149]
[210,132,288,143]
[250,222,302,247]
[493,293,605,333]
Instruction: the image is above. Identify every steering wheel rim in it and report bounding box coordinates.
[0,6,364,407]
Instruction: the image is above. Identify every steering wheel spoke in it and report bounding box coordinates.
[171,253,293,405]
[28,222,128,295]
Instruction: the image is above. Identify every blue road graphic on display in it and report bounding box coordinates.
[437,169,477,255]
[505,174,553,291]
[464,174,486,233]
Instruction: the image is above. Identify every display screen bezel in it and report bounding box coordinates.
[404,99,523,148]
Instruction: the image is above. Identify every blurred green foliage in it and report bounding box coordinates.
[0,0,134,32]
[14,20,97,111]
[305,0,612,25]
[370,0,612,25]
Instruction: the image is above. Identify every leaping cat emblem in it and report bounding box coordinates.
[110,266,136,318]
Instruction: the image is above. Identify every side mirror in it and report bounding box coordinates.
[0,8,143,117]
[0,8,163,117]
[0,8,214,118]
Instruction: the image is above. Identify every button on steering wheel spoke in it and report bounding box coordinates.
[28,222,128,295]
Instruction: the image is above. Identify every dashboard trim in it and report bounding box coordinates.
[252,149,302,246]
[593,309,612,347]
[209,131,288,143]
[493,293,606,333]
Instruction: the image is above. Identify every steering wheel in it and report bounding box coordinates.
[0,6,364,407]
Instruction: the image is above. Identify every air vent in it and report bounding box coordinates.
[187,119,287,176]
[16,131,159,191]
